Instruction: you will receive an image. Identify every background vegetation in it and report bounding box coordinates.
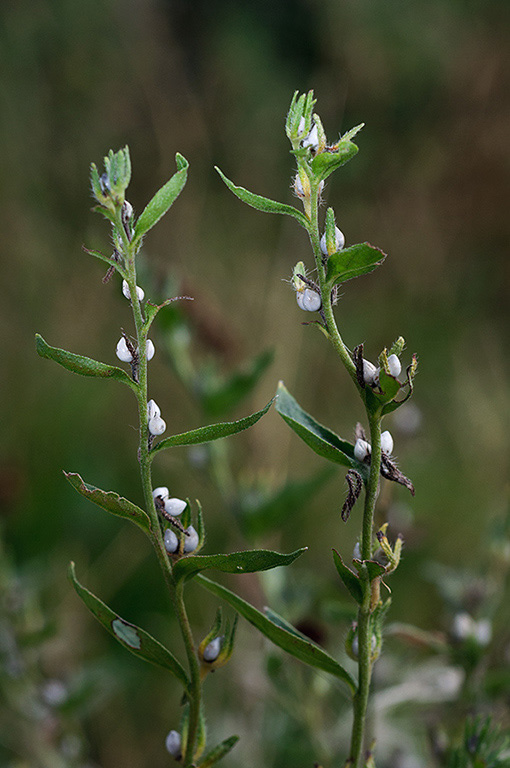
[1,0,509,766]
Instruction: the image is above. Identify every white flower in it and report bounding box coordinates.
[165,730,182,758]
[354,438,371,462]
[203,636,222,662]
[363,360,379,386]
[147,400,160,421]
[146,339,155,361]
[148,415,166,436]
[164,529,179,554]
[164,497,187,516]
[122,279,144,302]
[116,336,133,363]
[380,430,394,455]
[387,354,402,378]
[152,486,169,500]
[296,287,322,312]
[302,123,319,151]
[183,525,199,553]
[320,226,345,256]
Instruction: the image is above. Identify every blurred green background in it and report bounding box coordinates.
[1,0,509,765]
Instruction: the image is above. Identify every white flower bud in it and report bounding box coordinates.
[362,360,379,386]
[296,288,322,312]
[387,354,402,378]
[146,339,155,361]
[116,336,133,363]
[380,430,394,455]
[203,636,222,662]
[354,438,371,462]
[147,400,161,421]
[152,486,169,500]
[148,415,166,436]
[122,279,144,302]
[302,123,319,151]
[164,497,187,517]
[320,226,345,256]
[165,730,182,758]
[183,525,199,553]
[164,529,179,554]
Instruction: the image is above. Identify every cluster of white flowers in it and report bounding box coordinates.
[363,354,402,387]
[354,430,394,462]
[147,399,166,436]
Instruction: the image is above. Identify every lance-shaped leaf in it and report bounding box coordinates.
[35,334,138,392]
[275,382,355,468]
[215,167,309,229]
[196,736,240,768]
[196,574,356,694]
[69,563,190,691]
[332,550,363,605]
[310,141,359,181]
[151,398,274,457]
[64,472,151,534]
[133,153,188,243]
[326,243,386,286]
[173,547,306,584]
[82,245,126,276]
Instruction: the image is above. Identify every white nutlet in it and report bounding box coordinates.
[380,430,394,455]
[203,636,223,662]
[320,226,345,256]
[152,486,169,501]
[146,339,155,361]
[122,279,144,302]
[362,360,379,386]
[183,525,199,553]
[302,123,319,152]
[164,497,187,517]
[354,438,371,462]
[165,730,182,758]
[296,288,322,312]
[147,399,161,421]
[116,336,133,363]
[148,415,166,436]
[294,173,305,198]
[164,529,179,554]
[387,354,402,378]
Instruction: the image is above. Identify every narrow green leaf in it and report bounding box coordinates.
[173,547,306,584]
[64,472,151,534]
[68,563,190,691]
[133,154,188,243]
[82,245,126,276]
[91,205,117,225]
[215,167,309,229]
[275,382,355,468]
[151,398,274,457]
[196,574,356,694]
[35,334,138,392]
[201,349,274,417]
[332,550,363,604]
[310,141,359,181]
[326,243,386,286]
[196,735,240,768]
[263,607,312,641]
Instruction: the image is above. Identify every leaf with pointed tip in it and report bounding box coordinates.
[372,369,401,405]
[68,563,190,691]
[151,398,274,457]
[332,550,363,604]
[64,472,151,534]
[310,141,359,180]
[326,243,386,286]
[35,334,138,392]
[174,547,306,584]
[144,296,193,332]
[133,154,188,243]
[216,167,309,229]
[196,574,356,694]
[196,736,240,768]
[82,246,125,275]
[275,382,355,468]
[353,559,386,582]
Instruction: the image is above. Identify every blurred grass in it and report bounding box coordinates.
[1,0,509,765]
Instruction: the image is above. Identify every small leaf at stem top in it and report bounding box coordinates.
[133,154,188,243]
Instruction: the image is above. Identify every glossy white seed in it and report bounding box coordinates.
[302,123,319,151]
[387,354,402,378]
[122,279,144,302]
[320,226,345,256]
[147,399,160,421]
[296,288,321,312]
[148,415,166,436]
[351,634,376,658]
[152,486,169,500]
[297,116,306,137]
[183,525,199,553]
[354,438,371,462]
[116,337,133,363]
[146,339,155,361]
[203,636,222,662]
[165,730,182,757]
[353,542,361,560]
[294,174,305,198]
[380,430,394,455]
[164,497,187,516]
[363,360,379,385]
[164,529,179,554]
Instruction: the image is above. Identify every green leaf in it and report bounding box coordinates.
[201,349,274,417]
[64,472,151,534]
[215,167,309,229]
[332,550,363,604]
[326,243,386,286]
[353,559,386,582]
[196,736,240,768]
[372,370,401,405]
[82,245,125,276]
[263,607,313,641]
[68,563,190,691]
[133,154,188,243]
[143,296,193,332]
[35,334,138,392]
[196,575,356,694]
[150,398,274,457]
[310,140,359,181]
[173,547,306,584]
[275,382,355,468]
